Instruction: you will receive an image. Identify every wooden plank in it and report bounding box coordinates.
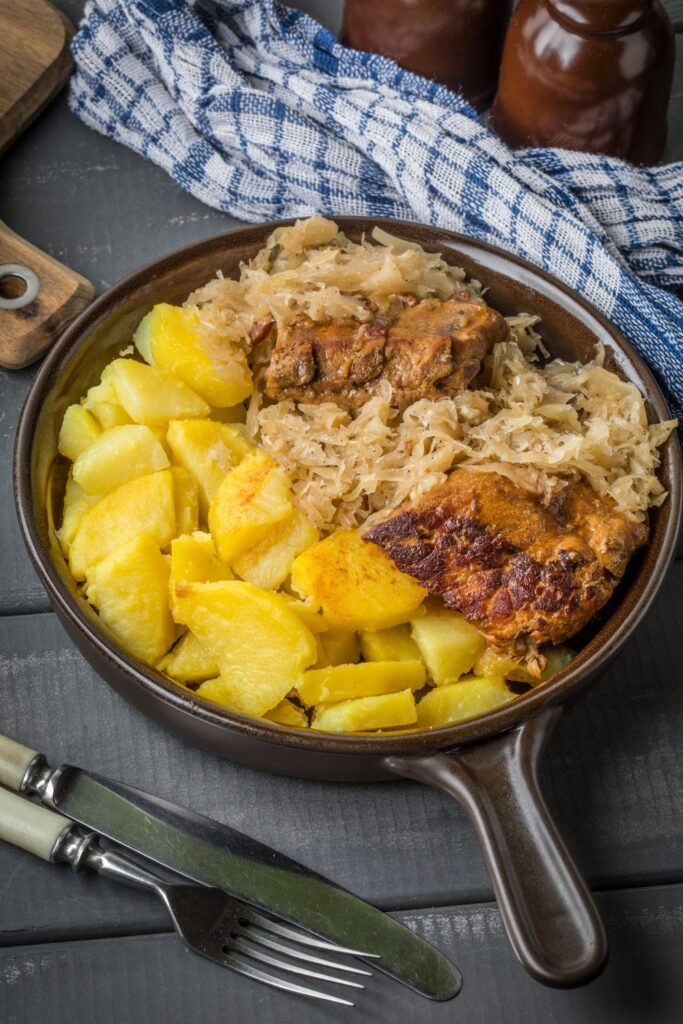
[0,218,95,370]
[0,561,682,942]
[0,0,73,155]
[1,884,682,1024]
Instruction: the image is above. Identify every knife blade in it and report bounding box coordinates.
[0,735,460,1001]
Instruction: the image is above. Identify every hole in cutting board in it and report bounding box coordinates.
[0,272,28,300]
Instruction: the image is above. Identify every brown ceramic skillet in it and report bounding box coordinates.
[14,219,681,990]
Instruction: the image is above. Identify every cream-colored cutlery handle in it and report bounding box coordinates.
[0,787,72,861]
[0,734,41,791]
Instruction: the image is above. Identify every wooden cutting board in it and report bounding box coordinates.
[0,0,95,369]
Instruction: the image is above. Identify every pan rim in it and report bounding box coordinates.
[14,216,683,759]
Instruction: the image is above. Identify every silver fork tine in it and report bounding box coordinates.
[237,924,373,976]
[230,936,364,989]
[243,909,379,958]
[223,952,355,1006]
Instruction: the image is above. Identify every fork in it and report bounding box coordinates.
[0,786,374,1005]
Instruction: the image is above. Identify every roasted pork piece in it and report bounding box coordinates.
[364,469,648,662]
[255,294,508,406]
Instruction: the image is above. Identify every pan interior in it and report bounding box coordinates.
[19,219,682,759]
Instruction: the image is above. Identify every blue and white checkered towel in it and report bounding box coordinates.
[70,0,683,415]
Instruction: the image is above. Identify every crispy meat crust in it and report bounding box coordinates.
[364,469,649,657]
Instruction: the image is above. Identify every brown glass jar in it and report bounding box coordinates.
[490,0,675,164]
[342,0,513,111]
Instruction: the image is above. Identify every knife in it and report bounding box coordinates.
[0,733,460,1001]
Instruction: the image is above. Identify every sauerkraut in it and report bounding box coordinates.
[186,215,479,343]
[188,217,676,531]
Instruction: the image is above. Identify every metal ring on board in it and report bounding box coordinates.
[0,264,40,310]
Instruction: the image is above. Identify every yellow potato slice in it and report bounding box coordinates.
[86,533,174,665]
[170,467,199,536]
[72,424,170,495]
[58,475,101,557]
[102,358,209,425]
[411,606,486,685]
[475,645,575,684]
[69,470,176,581]
[311,690,417,733]
[169,532,233,614]
[208,452,292,564]
[279,594,328,634]
[314,629,359,668]
[58,405,101,462]
[175,581,317,717]
[264,700,309,729]
[232,507,318,590]
[360,624,422,664]
[416,675,514,729]
[134,303,253,408]
[81,380,133,429]
[166,418,254,516]
[298,660,426,707]
[290,530,427,630]
[158,630,219,682]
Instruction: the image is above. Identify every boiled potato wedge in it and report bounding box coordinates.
[265,700,309,728]
[232,507,318,590]
[298,660,426,706]
[416,675,514,728]
[167,418,254,515]
[86,534,174,665]
[280,594,328,634]
[474,644,574,684]
[102,359,209,425]
[72,424,169,495]
[209,452,293,564]
[290,530,427,630]
[315,630,359,668]
[474,647,534,683]
[360,624,421,664]
[134,303,253,407]
[81,380,133,429]
[311,690,417,733]
[175,581,317,717]
[58,476,100,556]
[411,606,486,685]
[541,646,575,679]
[170,467,199,536]
[69,470,176,580]
[58,404,101,462]
[170,533,233,614]
[159,630,219,682]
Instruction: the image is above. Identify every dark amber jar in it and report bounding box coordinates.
[490,0,675,164]
[342,0,513,111]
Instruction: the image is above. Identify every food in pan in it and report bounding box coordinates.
[364,468,648,664]
[55,217,676,733]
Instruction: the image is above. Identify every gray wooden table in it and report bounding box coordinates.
[1,3,682,1022]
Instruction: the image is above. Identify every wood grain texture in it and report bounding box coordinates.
[0,561,682,942]
[1,885,683,1024]
[0,220,95,369]
[0,0,73,155]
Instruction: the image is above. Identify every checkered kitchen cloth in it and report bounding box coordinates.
[70,0,683,415]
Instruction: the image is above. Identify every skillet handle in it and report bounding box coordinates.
[387,706,607,988]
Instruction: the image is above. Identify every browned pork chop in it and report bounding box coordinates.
[256,294,508,407]
[364,468,648,659]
